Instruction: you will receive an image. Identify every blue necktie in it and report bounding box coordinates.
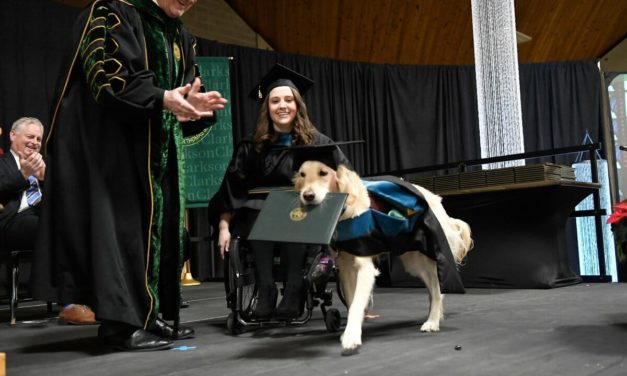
[25,175,42,207]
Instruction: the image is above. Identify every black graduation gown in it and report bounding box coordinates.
[32,0,212,329]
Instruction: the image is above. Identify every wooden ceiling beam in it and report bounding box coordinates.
[228,0,627,65]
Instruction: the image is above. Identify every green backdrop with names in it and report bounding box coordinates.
[183,56,233,208]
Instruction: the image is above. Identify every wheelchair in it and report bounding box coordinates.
[223,235,343,334]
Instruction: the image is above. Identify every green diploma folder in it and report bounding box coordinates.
[247,190,348,245]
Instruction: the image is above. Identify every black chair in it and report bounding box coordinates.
[0,229,51,325]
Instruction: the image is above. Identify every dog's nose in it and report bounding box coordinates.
[303,190,315,202]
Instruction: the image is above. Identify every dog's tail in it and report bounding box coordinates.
[449,218,473,264]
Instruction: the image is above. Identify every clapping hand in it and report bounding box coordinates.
[19,150,45,181]
[163,78,228,122]
[185,78,228,116]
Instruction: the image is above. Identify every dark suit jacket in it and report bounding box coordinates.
[0,152,30,229]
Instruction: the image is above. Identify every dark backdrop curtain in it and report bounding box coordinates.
[519,62,603,165]
[0,0,80,152]
[194,41,602,284]
[1,2,604,282]
[0,0,602,175]
[1,2,603,176]
[197,41,482,175]
[197,40,602,176]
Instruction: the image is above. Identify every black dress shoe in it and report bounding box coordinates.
[101,328,173,352]
[149,318,195,340]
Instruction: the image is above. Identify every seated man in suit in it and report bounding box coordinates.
[0,117,96,324]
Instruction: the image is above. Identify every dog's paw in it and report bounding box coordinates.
[341,340,361,356]
[341,329,362,354]
[341,346,360,356]
[420,320,440,332]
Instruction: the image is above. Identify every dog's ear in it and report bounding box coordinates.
[335,164,370,218]
[337,165,361,189]
[335,165,351,192]
[336,165,360,204]
[293,169,303,190]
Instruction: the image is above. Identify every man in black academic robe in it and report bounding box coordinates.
[32,0,227,351]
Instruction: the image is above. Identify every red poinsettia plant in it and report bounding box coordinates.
[607,200,627,224]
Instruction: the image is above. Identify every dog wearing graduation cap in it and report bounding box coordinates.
[293,143,472,355]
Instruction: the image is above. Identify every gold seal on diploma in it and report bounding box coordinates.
[289,207,307,221]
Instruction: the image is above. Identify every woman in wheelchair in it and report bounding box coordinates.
[208,64,351,320]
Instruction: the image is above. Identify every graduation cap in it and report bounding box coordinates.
[248,63,314,101]
[289,140,365,171]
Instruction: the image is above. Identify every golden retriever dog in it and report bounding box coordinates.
[294,161,472,355]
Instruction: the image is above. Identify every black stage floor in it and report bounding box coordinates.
[1,282,627,376]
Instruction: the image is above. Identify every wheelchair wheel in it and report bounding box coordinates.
[324,308,342,332]
[224,237,257,318]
